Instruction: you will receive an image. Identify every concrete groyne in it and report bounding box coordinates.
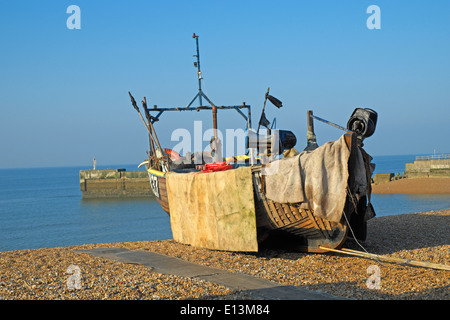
[80,169,154,199]
[405,156,450,178]
[372,155,450,185]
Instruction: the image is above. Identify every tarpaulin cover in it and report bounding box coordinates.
[166,166,258,252]
[264,134,367,222]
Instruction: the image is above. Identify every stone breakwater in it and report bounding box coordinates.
[80,169,154,199]
[0,210,449,300]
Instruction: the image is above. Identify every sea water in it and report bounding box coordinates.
[0,155,449,251]
[0,165,171,251]
[371,155,450,216]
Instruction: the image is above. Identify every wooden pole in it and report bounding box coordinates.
[211,105,222,162]
[319,246,450,271]
[305,110,319,151]
[128,92,167,171]
[257,88,270,135]
[212,105,218,141]
[129,92,153,138]
[142,98,160,151]
[307,110,315,134]
[141,97,168,172]
[142,97,156,158]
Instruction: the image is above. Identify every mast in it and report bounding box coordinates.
[145,34,252,159]
[194,33,203,106]
[189,33,222,161]
[186,33,215,109]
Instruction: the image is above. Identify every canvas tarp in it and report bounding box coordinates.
[264,134,367,223]
[166,166,258,252]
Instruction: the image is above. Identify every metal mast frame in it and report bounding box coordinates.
[148,33,252,131]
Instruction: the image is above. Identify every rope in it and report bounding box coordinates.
[322,189,450,271]
[343,188,382,264]
[320,246,450,271]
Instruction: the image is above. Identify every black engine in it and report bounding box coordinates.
[347,108,378,139]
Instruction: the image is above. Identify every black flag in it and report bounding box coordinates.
[259,111,271,129]
[267,95,283,108]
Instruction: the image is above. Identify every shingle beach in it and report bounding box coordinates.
[1,209,448,300]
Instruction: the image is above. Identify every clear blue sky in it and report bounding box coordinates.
[1,0,449,169]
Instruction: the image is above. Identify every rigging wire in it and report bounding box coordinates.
[343,188,383,265]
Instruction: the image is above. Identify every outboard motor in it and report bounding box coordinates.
[278,130,297,150]
[347,108,378,140]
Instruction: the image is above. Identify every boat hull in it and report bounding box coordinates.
[147,134,372,253]
[148,171,170,214]
[251,168,349,253]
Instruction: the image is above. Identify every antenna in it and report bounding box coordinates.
[193,33,202,106]
[186,33,215,109]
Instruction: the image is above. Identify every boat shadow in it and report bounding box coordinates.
[253,212,449,257]
[360,212,449,255]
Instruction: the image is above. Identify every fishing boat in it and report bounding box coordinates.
[129,34,378,253]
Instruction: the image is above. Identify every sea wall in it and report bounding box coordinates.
[372,173,394,184]
[405,158,450,178]
[80,169,154,199]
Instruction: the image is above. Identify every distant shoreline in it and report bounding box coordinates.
[372,177,450,194]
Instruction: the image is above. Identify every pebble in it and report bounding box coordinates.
[0,210,448,300]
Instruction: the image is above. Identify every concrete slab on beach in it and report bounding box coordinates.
[78,247,342,300]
